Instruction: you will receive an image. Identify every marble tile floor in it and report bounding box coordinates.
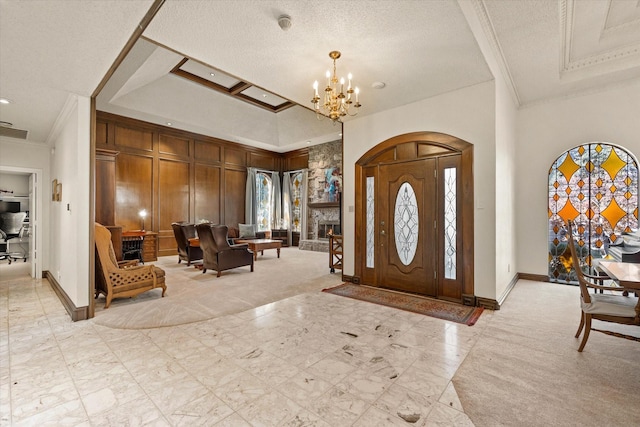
[1,269,639,426]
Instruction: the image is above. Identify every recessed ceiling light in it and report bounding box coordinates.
[338,133,343,137]
[371,81,386,89]
[262,94,268,98]
[209,72,215,77]
[306,141,311,144]
[0,98,11,104]
[166,122,172,126]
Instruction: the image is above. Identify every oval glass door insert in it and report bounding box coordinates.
[394,182,418,265]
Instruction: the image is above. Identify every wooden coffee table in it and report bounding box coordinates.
[235,238,282,261]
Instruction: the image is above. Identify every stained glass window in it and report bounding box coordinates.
[548,143,638,282]
[444,168,457,279]
[366,176,375,268]
[394,182,419,265]
[291,172,302,232]
[256,172,272,232]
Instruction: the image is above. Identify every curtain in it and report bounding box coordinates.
[300,169,308,241]
[245,167,257,225]
[282,171,292,231]
[271,171,281,229]
[282,169,308,243]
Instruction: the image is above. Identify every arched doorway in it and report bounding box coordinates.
[355,132,474,304]
[548,142,639,282]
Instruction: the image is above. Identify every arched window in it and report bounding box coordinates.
[548,143,638,283]
[291,172,303,232]
[256,172,272,232]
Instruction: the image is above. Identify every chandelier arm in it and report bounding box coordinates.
[312,50,361,123]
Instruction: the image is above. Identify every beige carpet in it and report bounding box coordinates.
[93,247,342,329]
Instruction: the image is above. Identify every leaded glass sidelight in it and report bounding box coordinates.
[548,143,639,283]
[394,182,419,265]
[291,172,303,232]
[366,176,375,268]
[256,172,272,232]
[444,168,457,279]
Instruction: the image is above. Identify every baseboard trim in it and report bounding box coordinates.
[476,297,500,310]
[496,273,520,308]
[517,272,549,282]
[342,274,360,284]
[44,271,89,322]
[462,293,476,306]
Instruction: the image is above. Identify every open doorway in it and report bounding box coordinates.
[0,167,41,280]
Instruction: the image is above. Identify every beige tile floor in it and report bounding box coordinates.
[1,256,639,426]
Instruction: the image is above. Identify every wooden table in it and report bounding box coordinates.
[234,238,282,261]
[595,260,640,291]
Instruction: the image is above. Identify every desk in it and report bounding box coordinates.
[122,231,157,263]
[595,260,640,291]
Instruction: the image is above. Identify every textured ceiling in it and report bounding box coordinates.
[1,0,639,148]
[0,0,154,143]
[142,0,493,118]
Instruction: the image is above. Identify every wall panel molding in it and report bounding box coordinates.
[95,111,308,256]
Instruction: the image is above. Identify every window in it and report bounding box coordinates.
[366,176,375,268]
[548,143,638,282]
[444,167,457,279]
[256,172,272,232]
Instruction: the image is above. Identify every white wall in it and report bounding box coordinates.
[49,95,92,307]
[494,72,519,301]
[343,81,498,300]
[516,79,640,276]
[0,172,30,211]
[0,173,29,195]
[0,137,50,274]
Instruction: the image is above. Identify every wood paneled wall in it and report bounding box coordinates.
[96,111,309,257]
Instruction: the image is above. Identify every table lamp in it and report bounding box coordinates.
[139,209,147,231]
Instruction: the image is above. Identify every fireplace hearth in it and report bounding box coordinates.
[318,220,341,240]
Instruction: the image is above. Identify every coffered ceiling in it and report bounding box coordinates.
[1,0,639,148]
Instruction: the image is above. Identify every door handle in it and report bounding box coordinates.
[381,230,385,236]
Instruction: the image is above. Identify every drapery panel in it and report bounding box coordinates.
[245,167,257,226]
[282,169,308,243]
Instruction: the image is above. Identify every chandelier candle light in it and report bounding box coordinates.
[312,51,361,122]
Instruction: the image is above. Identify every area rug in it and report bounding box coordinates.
[323,283,483,326]
[93,248,342,329]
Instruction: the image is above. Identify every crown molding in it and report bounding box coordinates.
[560,0,640,79]
[45,94,79,146]
[461,0,522,107]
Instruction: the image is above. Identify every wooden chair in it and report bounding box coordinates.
[567,220,639,351]
[195,223,253,277]
[95,223,166,308]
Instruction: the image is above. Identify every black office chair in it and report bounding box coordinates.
[0,227,28,263]
[0,229,9,263]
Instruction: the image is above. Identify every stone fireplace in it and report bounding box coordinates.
[299,139,342,252]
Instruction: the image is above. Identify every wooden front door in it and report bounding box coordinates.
[355,132,473,304]
[378,159,437,295]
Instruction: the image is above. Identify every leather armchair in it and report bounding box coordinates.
[171,222,203,266]
[196,223,254,277]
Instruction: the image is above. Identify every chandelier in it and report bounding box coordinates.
[311,51,361,122]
